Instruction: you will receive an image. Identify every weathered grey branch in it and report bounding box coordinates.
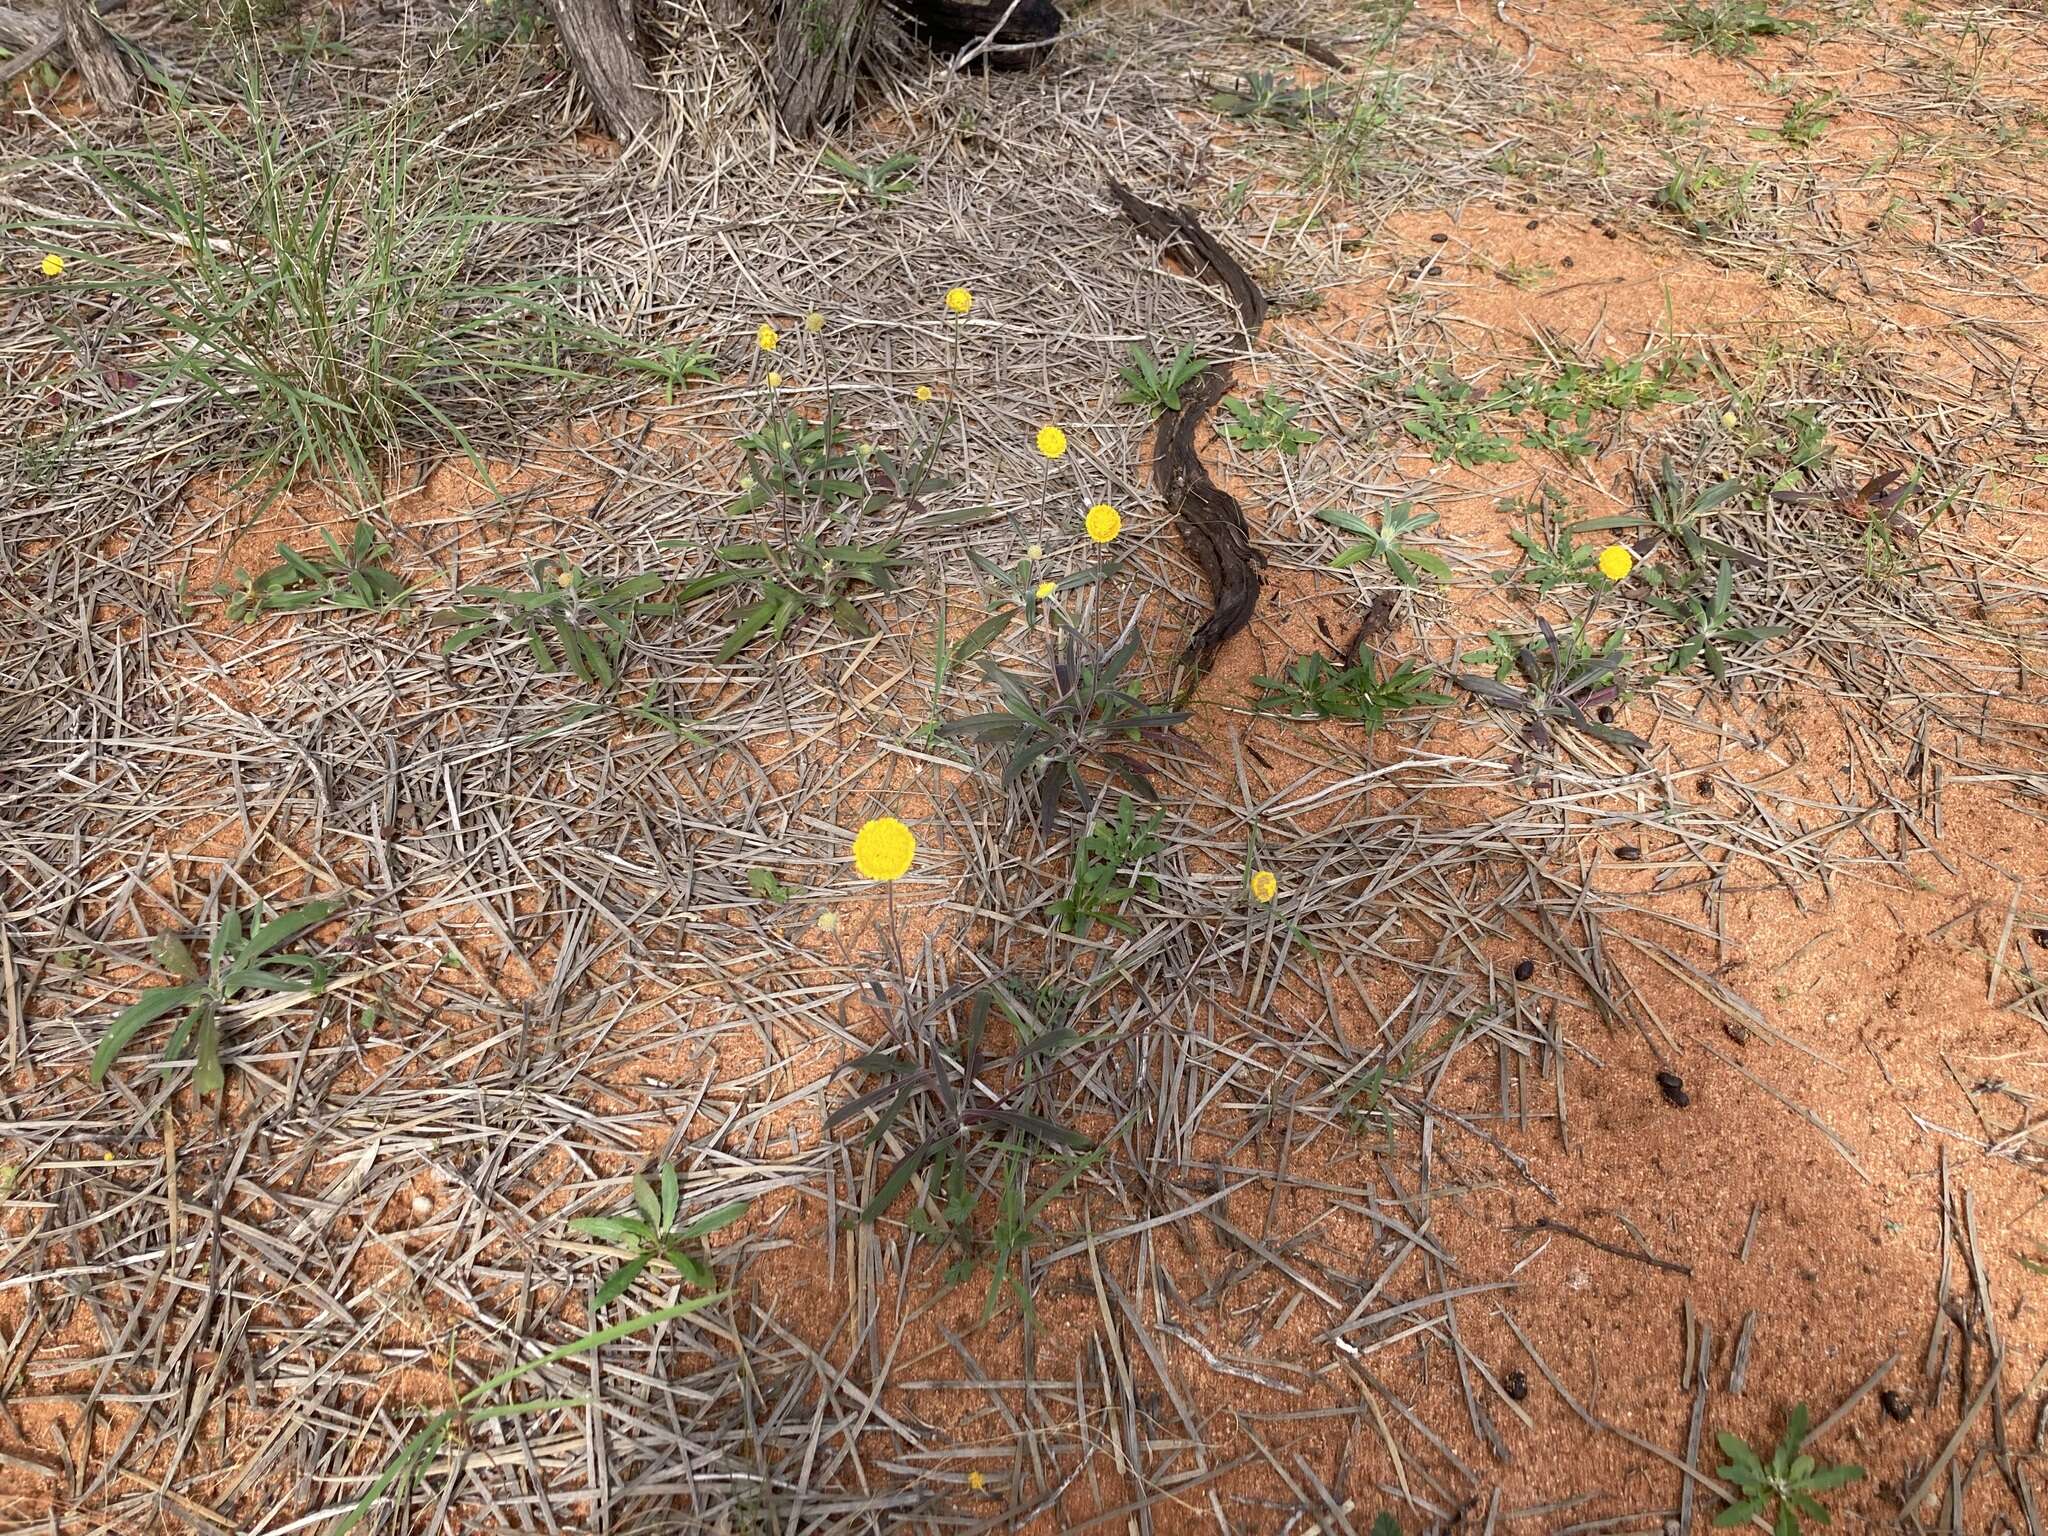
[57,0,136,115]
[540,0,662,142]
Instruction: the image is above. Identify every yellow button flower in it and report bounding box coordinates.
[1085,503,1121,544]
[967,1470,988,1493]
[916,385,933,403]
[1597,544,1635,582]
[1035,580,1056,599]
[1025,543,1044,561]
[946,286,974,315]
[757,323,779,352]
[852,817,916,882]
[1250,869,1278,904]
[1720,409,1739,429]
[40,253,64,278]
[767,371,783,388]
[1036,424,1068,460]
[805,311,825,333]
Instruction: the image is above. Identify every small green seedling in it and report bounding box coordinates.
[1652,0,1802,56]
[569,1166,748,1306]
[91,898,341,1096]
[941,620,1188,839]
[819,148,919,203]
[1205,71,1330,123]
[218,521,411,620]
[1768,96,1833,147]
[440,561,673,690]
[748,868,793,903]
[1402,369,1517,466]
[1715,1404,1863,1533]
[1253,651,1448,728]
[1117,343,1208,415]
[1644,558,1789,681]
[1218,388,1320,455]
[1047,794,1163,937]
[1321,502,1451,586]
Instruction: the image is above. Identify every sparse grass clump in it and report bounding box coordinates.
[61,84,699,502]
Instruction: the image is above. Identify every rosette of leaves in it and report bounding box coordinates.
[1451,617,1644,749]
[942,620,1188,838]
[439,560,672,690]
[91,898,341,1095]
[218,521,410,620]
[826,982,1095,1321]
[1253,651,1448,728]
[568,1165,748,1307]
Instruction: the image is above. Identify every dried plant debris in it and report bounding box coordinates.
[1153,363,1264,668]
[1107,178,1269,337]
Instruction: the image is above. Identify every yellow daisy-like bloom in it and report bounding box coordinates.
[967,1470,988,1493]
[1085,503,1121,544]
[945,286,974,315]
[1596,544,1635,582]
[1036,424,1068,460]
[916,385,933,403]
[40,253,64,278]
[852,817,916,882]
[1035,579,1056,599]
[757,323,779,352]
[805,311,825,333]
[1250,869,1278,904]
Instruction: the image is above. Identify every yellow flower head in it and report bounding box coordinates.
[946,286,974,316]
[1025,543,1044,561]
[852,817,916,882]
[767,370,783,388]
[916,385,934,403]
[1035,579,1057,599]
[1036,424,1068,460]
[40,253,64,278]
[757,323,779,352]
[1720,409,1739,429]
[967,1470,988,1493]
[1597,544,1635,582]
[1085,503,1121,544]
[553,569,575,589]
[1250,869,1278,904]
[805,311,825,333]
